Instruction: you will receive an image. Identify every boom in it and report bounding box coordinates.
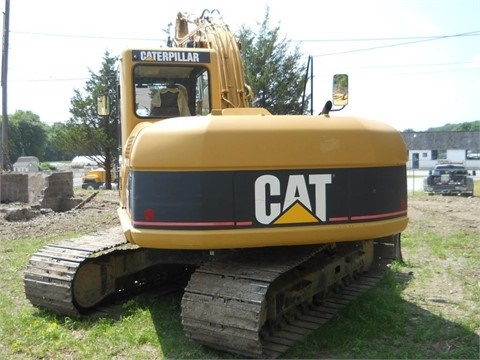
[175,10,251,108]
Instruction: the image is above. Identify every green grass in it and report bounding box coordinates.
[1,201,479,359]
[285,267,478,359]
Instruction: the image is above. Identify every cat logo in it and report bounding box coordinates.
[254,174,332,225]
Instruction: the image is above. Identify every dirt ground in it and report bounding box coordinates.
[407,194,479,236]
[0,190,121,241]
[0,189,479,241]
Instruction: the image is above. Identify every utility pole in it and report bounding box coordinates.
[1,0,10,170]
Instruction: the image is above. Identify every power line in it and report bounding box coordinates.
[11,60,478,84]
[348,60,480,70]
[308,31,480,57]
[5,29,480,83]
[12,29,480,45]
[9,29,480,59]
[291,31,480,43]
[350,61,480,74]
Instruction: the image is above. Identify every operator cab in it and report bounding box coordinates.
[134,64,211,118]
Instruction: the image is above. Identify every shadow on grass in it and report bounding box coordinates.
[145,290,239,359]
[29,268,478,359]
[146,269,478,359]
[283,270,479,359]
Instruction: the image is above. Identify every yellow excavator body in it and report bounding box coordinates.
[25,10,409,358]
[117,111,408,249]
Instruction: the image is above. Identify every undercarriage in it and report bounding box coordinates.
[24,229,401,358]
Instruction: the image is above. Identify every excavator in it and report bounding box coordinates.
[24,10,408,358]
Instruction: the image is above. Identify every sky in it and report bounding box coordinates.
[0,0,479,131]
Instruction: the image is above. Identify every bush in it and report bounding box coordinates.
[39,162,57,171]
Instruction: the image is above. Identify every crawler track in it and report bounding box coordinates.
[24,227,209,317]
[24,227,129,317]
[25,230,400,358]
[181,238,397,358]
[261,272,385,358]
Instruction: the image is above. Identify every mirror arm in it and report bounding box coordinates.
[330,105,346,112]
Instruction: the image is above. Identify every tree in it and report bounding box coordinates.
[426,120,480,132]
[8,110,48,162]
[46,122,76,161]
[238,8,309,115]
[58,51,119,189]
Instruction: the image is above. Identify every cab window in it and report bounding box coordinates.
[133,64,210,118]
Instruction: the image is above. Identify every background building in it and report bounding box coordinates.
[402,131,480,170]
[12,156,40,173]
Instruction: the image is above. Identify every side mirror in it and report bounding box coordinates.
[97,95,111,116]
[332,74,348,107]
